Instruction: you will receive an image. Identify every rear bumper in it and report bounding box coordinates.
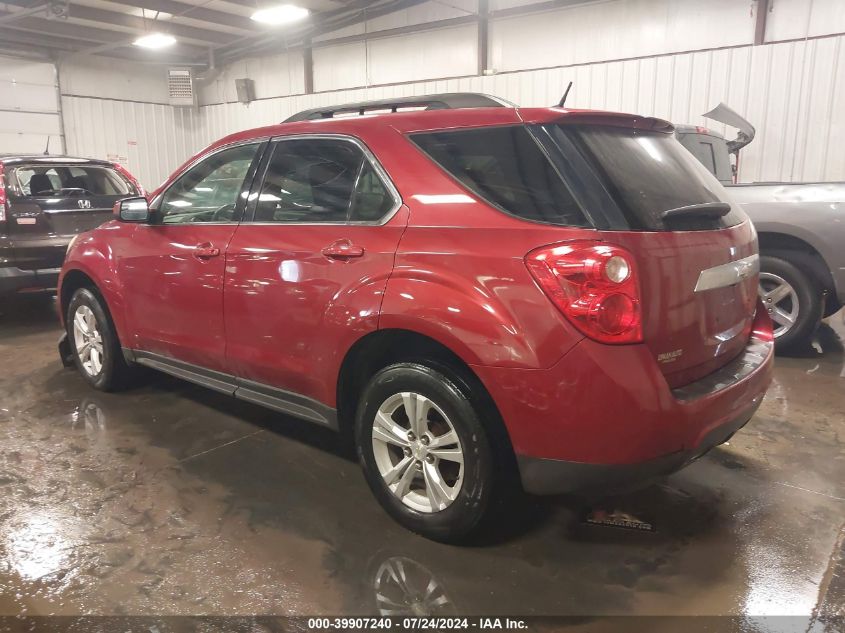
[0,265,61,294]
[473,304,774,495]
[517,396,761,495]
[0,234,71,294]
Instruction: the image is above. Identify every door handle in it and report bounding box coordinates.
[193,244,220,260]
[321,241,364,260]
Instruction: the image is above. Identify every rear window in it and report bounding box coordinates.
[11,165,133,197]
[411,126,590,227]
[554,125,746,231]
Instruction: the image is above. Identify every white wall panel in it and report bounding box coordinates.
[367,24,478,85]
[0,55,62,154]
[767,0,845,41]
[61,96,202,192]
[314,24,477,94]
[59,57,170,103]
[313,0,477,43]
[198,51,305,105]
[313,42,369,92]
[489,0,754,73]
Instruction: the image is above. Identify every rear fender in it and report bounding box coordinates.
[380,267,581,369]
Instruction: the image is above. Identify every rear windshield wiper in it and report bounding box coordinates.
[661,202,731,220]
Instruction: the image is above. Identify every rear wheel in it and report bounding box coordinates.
[759,255,822,351]
[355,363,496,543]
[67,288,131,391]
[823,298,843,319]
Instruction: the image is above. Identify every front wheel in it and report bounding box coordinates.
[67,288,131,391]
[759,255,822,351]
[355,363,496,543]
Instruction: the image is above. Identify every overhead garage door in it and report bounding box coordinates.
[0,55,63,155]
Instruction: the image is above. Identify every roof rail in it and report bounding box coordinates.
[283,92,513,123]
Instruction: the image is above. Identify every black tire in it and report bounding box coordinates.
[759,254,822,352]
[823,298,843,319]
[66,287,131,391]
[355,363,497,543]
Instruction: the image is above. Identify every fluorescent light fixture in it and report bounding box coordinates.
[133,32,177,49]
[251,4,309,26]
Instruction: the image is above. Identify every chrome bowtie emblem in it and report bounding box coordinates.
[77,199,92,209]
[736,260,753,279]
[695,254,760,292]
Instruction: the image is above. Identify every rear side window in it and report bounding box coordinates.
[349,161,395,222]
[411,126,589,227]
[555,125,746,230]
[12,165,133,197]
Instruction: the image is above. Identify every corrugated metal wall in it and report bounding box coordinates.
[195,35,845,185]
[58,19,845,190]
[61,97,201,192]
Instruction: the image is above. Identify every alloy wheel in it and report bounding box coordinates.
[759,272,800,338]
[371,392,464,513]
[73,305,105,376]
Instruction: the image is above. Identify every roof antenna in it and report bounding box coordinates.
[44,136,51,155]
[557,81,573,108]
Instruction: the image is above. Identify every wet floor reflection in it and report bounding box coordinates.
[0,296,843,625]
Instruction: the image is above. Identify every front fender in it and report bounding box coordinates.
[60,225,132,344]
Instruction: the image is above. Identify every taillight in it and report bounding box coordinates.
[112,162,145,197]
[0,163,6,223]
[525,240,642,344]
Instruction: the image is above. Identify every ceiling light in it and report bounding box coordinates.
[251,4,309,26]
[133,32,177,49]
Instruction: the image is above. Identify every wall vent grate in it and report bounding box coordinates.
[167,68,195,106]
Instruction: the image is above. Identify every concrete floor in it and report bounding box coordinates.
[0,296,843,628]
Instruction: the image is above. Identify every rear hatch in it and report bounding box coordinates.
[5,162,136,269]
[543,121,758,387]
[410,115,758,388]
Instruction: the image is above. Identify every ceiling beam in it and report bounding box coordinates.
[0,13,135,43]
[101,0,256,33]
[0,13,208,57]
[0,28,85,51]
[60,4,240,45]
[0,2,50,25]
[217,0,430,63]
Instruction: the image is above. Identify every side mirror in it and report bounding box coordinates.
[114,197,151,223]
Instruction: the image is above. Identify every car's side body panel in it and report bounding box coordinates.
[224,207,410,407]
[117,223,238,372]
[728,182,845,303]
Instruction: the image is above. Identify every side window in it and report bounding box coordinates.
[159,143,259,224]
[349,161,395,222]
[254,138,394,223]
[411,126,589,227]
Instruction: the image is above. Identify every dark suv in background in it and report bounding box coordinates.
[0,155,143,297]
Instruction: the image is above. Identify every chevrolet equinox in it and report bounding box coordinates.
[58,94,774,542]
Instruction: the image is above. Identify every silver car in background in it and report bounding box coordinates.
[676,104,845,351]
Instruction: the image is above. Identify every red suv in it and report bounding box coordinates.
[58,94,773,542]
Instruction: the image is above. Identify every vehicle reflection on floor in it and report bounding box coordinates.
[0,295,842,627]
